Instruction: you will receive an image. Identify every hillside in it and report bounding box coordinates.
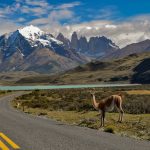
[102,40,150,60]
[131,58,150,84]
[16,52,150,84]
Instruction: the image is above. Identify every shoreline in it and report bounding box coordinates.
[0,83,140,91]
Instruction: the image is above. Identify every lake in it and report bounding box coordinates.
[0,84,139,91]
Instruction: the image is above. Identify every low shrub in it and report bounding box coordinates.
[104,127,114,133]
[13,87,150,114]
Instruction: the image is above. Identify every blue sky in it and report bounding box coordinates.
[0,0,150,47]
[1,0,150,23]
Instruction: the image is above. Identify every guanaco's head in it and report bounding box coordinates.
[89,90,96,96]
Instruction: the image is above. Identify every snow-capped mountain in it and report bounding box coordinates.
[0,25,149,75]
[2,25,64,57]
[18,25,63,47]
[0,25,88,73]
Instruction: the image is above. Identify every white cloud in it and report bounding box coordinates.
[86,27,92,30]
[27,1,79,31]
[25,0,49,7]
[29,18,49,25]
[105,24,117,29]
[0,0,79,24]
[48,9,74,24]
[0,18,20,35]
[0,0,52,18]
[47,15,150,48]
[17,17,26,22]
[55,2,81,9]
[21,5,48,16]
[0,0,79,35]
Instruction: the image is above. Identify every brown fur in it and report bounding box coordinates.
[90,92,124,127]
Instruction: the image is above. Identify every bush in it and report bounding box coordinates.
[13,87,150,114]
[38,112,47,116]
[104,127,114,133]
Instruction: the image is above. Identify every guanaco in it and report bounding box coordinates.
[90,91,124,127]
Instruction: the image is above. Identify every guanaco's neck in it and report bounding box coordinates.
[92,95,99,110]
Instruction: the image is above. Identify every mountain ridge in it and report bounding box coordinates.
[57,32,119,58]
[101,39,150,60]
[0,25,87,73]
[0,25,150,76]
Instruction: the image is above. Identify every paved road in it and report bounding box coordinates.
[0,92,149,150]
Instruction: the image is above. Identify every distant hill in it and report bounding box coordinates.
[16,52,150,84]
[131,58,150,84]
[102,40,150,60]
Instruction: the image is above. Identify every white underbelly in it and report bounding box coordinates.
[105,100,115,112]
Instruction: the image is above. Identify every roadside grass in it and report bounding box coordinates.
[0,90,12,98]
[20,108,150,140]
[12,86,150,140]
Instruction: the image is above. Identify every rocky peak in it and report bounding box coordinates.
[57,33,64,40]
[78,36,88,53]
[56,32,119,58]
[71,32,79,49]
[57,33,70,48]
[88,36,119,55]
[71,32,78,39]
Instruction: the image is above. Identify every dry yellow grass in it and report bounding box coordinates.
[126,90,150,95]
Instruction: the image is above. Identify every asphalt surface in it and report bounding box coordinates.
[0,92,149,150]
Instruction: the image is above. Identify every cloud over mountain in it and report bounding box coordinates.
[0,0,150,48]
[51,15,150,48]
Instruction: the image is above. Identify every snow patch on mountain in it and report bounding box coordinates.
[37,39,51,47]
[109,43,119,49]
[18,25,44,41]
[50,37,63,45]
